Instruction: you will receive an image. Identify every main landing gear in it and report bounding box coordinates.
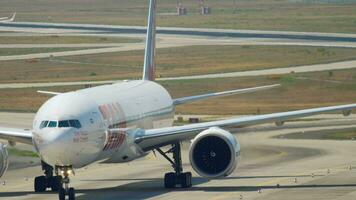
[155,143,192,188]
[57,166,75,200]
[34,161,62,192]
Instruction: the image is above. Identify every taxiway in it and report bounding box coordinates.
[1,113,356,200]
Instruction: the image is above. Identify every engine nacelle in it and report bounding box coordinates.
[0,143,9,178]
[189,127,240,178]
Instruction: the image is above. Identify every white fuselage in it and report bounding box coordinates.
[32,80,174,168]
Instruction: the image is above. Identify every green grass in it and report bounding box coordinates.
[326,131,356,140]
[0,36,141,44]
[1,0,355,33]
[280,75,297,85]
[8,148,38,158]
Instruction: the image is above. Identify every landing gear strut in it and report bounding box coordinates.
[156,143,192,188]
[57,166,75,200]
[34,161,62,192]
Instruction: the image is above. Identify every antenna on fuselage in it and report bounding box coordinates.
[142,0,156,81]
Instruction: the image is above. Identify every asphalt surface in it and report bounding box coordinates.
[2,34,356,61]
[1,113,356,200]
[1,22,356,42]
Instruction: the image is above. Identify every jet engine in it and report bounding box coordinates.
[189,127,240,178]
[0,143,9,178]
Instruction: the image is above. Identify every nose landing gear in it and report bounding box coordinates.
[57,166,76,200]
[34,161,62,192]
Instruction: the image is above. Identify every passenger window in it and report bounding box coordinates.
[48,121,57,128]
[69,120,82,129]
[58,120,70,128]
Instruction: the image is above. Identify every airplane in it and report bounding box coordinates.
[0,0,356,200]
[0,13,16,23]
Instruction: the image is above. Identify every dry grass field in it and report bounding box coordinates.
[164,69,356,114]
[0,69,355,114]
[0,86,82,112]
[0,47,89,56]
[279,128,356,140]
[0,45,356,83]
[0,0,355,33]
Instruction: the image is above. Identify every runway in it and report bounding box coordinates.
[1,113,356,200]
[1,22,356,42]
[1,34,356,61]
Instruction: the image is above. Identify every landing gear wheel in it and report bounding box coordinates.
[34,176,46,192]
[157,143,193,189]
[34,161,60,193]
[180,172,192,188]
[164,172,175,188]
[50,176,62,192]
[58,188,65,200]
[68,187,76,200]
[57,166,76,200]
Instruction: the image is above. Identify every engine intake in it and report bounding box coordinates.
[189,127,240,178]
[0,143,9,178]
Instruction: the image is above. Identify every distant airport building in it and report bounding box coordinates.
[200,6,211,15]
[177,6,187,15]
[198,0,211,15]
[176,1,187,16]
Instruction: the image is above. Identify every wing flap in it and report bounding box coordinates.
[136,103,356,150]
[173,84,280,105]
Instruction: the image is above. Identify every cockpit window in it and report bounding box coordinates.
[58,120,70,128]
[48,121,57,128]
[57,120,82,129]
[39,120,49,129]
[69,120,82,129]
[39,120,81,129]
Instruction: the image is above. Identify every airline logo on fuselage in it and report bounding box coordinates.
[98,102,127,151]
[103,131,126,151]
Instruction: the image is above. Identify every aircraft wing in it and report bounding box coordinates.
[135,103,356,151]
[173,84,280,105]
[0,127,33,145]
[0,13,16,23]
[37,90,62,96]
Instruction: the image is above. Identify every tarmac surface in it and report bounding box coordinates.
[1,113,356,200]
[1,22,356,42]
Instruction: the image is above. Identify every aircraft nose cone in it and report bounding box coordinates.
[38,129,79,166]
